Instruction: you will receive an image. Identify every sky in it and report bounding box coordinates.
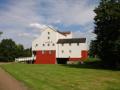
[0,0,100,48]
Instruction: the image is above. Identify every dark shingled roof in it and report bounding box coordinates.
[57,38,86,44]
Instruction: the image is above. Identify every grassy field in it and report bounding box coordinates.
[1,63,120,90]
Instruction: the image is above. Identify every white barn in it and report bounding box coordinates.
[32,26,88,64]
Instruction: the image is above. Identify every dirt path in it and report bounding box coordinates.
[0,65,28,90]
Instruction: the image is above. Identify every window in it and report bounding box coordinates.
[52,43,55,46]
[48,32,50,34]
[36,44,38,47]
[69,43,71,46]
[48,44,50,46]
[62,50,64,53]
[48,37,50,39]
[43,44,45,46]
[69,50,71,53]
[77,43,79,46]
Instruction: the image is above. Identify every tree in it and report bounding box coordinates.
[94,0,120,67]
[0,39,32,62]
[15,44,24,58]
[89,40,97,58]
[23,48,32,57]
[0,39,17,61]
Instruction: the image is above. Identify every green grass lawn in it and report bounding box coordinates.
[1,64,120,90]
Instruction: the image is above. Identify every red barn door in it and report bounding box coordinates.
[34,50,56,64]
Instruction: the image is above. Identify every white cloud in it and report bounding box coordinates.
[38,0,98,25]
[18,33,31,38]
[0,0,99,27]
[18,32,39,39]
[0,0,42,25]
[0,0,99,48]
[29,23,47,30]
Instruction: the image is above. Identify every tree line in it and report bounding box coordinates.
[0,36,32,62]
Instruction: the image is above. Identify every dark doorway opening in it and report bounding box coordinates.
[57,58,68,64]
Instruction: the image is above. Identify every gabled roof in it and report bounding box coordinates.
[57,38,86,44]
[47,26,71,36]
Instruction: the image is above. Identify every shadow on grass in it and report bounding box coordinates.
[61,61,120,71]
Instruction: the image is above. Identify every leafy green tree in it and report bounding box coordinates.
[15,44,24,58]
[0,39,17,61]
[0,39,32,62]
[94,0,120,67]
[23,48,32,57]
